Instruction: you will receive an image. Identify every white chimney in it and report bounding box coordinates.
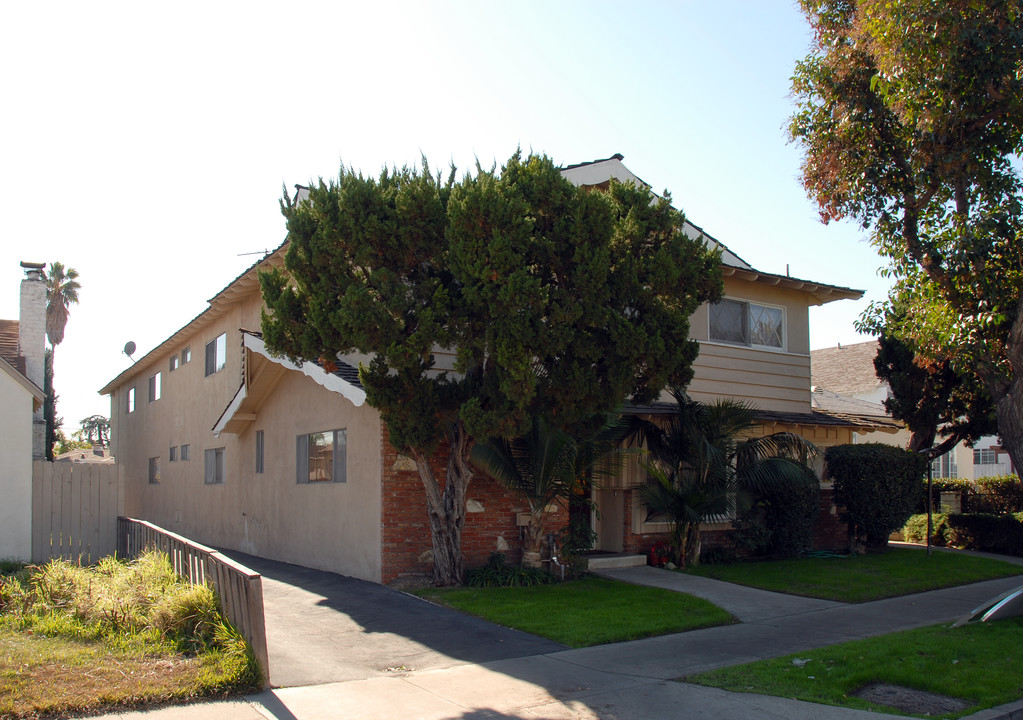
[19,261,46,459]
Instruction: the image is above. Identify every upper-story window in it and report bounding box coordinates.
[148,372,162,402]
[709,298,784,350]
[974,448,998,465]
[205,333,227,377]
[126,387,136,413]
[182,347,191,364]
[169,354,179,372]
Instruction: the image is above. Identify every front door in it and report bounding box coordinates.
[594,489,624,552]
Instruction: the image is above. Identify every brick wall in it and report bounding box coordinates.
[379,425,568,584]
[813,488,849,550]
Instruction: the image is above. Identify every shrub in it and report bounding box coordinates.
[827,443,928,550]
[734,474,820,558]
[901,513,949,546]
[945,513,1023,556]
[975,475,1023,514]
[464,553,558,588]
[919,478,977,512]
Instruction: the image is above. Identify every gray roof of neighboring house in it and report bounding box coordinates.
[810,340,884,396]
[624,399,900,431]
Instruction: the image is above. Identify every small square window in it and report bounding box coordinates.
[205,334,227,377]
[148,457,160,484]
[169,446,178,462]
[148,372,162,402]
[170,355,179,372]
[182,347,191,364]
[180,444,191,461]
[126,387,136,413]
[296,429,346,483]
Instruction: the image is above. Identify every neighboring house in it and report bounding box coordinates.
[0,264,48,562]
[811,340,1015,480]
[101,154,889,583]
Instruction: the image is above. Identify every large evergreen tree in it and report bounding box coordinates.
[260,152,722,585]
[790,0,1023,471]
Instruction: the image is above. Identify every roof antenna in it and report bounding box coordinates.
[123,341,137,364]
[238,249,272,258]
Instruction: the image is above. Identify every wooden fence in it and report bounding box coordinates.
[117,517,269,686]
[32,461,122,564]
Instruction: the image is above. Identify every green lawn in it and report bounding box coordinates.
[689,547,1023,602]
[416,576,735,647]
[688,618,1023,719]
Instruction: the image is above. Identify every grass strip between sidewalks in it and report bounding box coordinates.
[689,547,1023,602]
[687,617,1023,719]
[417,575,735,647]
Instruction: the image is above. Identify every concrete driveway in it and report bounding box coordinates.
[227,552,566,688]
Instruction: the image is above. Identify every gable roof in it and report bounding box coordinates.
[0,352,45,406]
[810,340,884,396]
[563,155,863,306]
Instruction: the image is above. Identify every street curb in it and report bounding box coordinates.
[961,699,1023,720]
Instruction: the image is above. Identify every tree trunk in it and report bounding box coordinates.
[412,421,475,586]
[982,308,1023,476]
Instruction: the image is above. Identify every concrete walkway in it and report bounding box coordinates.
[95,548,1023,720]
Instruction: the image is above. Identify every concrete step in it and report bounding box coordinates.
[585,553,647,570]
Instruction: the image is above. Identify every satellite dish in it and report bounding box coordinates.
[123,341,137,363]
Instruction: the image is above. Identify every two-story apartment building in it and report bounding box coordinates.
[101,155,885,583]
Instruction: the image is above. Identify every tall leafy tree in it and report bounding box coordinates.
[790,0,1023,471]
[868,320,996,455]
[260,152,722,585]
[79,415,111,447]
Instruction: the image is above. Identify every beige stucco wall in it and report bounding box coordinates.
[108,291,385,582]
[686,277,812,414]
[0,372,35,561]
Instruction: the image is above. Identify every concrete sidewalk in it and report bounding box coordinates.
[96,554,1023,720]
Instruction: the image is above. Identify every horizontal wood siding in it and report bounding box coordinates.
[688,342,811,414]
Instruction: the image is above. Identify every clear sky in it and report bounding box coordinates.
[0,1,889,432]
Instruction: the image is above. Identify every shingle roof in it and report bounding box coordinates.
[623,401,896,430]
[0,319,25,374]
[810,340,883,396]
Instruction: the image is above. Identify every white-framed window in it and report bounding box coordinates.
[182,347,191,364]
[297,429,346,483]
[204,447,225,485]
[148,457,160,484]
[205,333,227,377]
[931,452,958,479]
[148,371,162,402]
[709,298,785,350]
[255,429,265,474]
[180,444,190,461]
[973,448,998,465]
[169,446,178,462]
[169,354,179,372]
[126,387,136,413]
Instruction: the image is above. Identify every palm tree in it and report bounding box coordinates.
[636,389,820,567]
[471,415,632,568]
[44,261,81,348]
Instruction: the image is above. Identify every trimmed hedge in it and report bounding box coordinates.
[918,475,1023,514]
[901,512,1023,557]
[902,513,950,546]
[946,513,1023,556]
[975,475,1023,514]
[827,443,928,550]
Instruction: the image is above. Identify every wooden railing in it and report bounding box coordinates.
[117,517,269,686]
